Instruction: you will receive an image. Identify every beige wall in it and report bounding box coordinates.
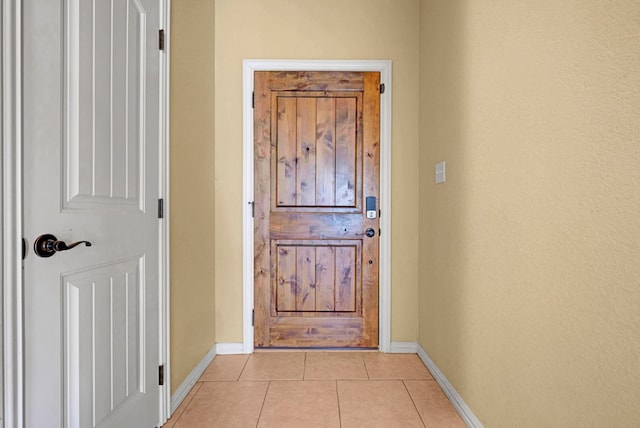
[419,0,640,425]
[170,0,640,422]
[169,0,216,393]
[214,0,421,343]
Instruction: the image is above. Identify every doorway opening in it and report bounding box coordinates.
[242,60,392,353]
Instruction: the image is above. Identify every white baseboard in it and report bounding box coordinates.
[170,344,217,415]
[215,342,245,354]
[417,344,484,428]
[390,341,419,353]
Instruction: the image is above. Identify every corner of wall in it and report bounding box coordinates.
[169,0,216,394]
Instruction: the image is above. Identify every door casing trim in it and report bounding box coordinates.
[2,1,24,426]
[242,60,392,353]
[159,0,171,424]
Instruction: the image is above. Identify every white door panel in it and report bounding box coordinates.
[63,257,145,427]
[64,0,147,209]
[23,0,161,426]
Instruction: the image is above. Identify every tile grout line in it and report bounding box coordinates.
[335,380,343,428]
[303,352,308,380]
[238,354,252,381]
[168,381,203,428]
[255,380,271,428]
[361,353,371,379]
[402,380,427,428]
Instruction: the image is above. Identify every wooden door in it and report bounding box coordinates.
[254,71,380,348]
[22,0,162,426]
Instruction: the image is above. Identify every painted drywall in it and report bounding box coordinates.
[169,0,216,393]
[419,0,640,425]
[214,0,421,343]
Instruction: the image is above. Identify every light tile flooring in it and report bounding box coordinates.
[163,352,466,428]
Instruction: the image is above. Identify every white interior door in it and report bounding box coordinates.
[22,0,162,427]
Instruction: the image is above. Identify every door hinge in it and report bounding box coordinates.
[252,91,255,109]
[379,83,385,94]
[249,201,255,218]
[159,365,165,386]
[252,309,255,326]
[158,198,164,219]
[159,29,165,51]
[379,228,381,237]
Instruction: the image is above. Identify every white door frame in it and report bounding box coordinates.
[158,0,172,423]
[242,59,392,354]
[2,1,24,426]
[1,1,172,425]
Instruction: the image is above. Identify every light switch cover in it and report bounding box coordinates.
[435,161,446,184]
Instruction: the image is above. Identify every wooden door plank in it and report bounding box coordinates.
[335,97,357,206]
[361,72,381,344]
[315,246,336,311]
[270,316,363,328]
[269,213,362,239]
[335,246,356,312]
[276,97,297,206]
[276,246,297,312]
[267,71,364,91]
[296,246,316,311]
[296,98,317,206]
[315,98,336,206]
[253,71,272,347]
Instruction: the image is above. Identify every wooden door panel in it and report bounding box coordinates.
[271,241,361,315]
[273,93,362,210]
[255,71,379,348]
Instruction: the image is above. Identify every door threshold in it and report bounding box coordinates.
[254,347,379,353]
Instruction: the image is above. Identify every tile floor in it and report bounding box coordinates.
[163,352,466,428]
